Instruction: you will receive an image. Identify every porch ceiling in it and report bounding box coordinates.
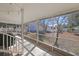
[0,3,79,24]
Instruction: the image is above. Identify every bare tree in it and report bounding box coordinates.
[54,17,59,47]
[54,16,66,47]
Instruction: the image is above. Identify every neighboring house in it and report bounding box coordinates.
[27,22,37,32]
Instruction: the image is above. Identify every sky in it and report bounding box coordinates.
[41,16,68,27]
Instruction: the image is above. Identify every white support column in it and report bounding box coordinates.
[21,8,24,54]
[36,20,39,44]
[15,25,18,53]
[6,24,9,50]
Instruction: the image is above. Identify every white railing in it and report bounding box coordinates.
[0,30,35,56]
[0,32,24,56]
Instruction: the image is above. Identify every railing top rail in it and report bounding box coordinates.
[0,32,15,38]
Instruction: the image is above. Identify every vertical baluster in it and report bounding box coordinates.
[7,34,8,50]
[12,37,15,56]
[10,36,11,51]
[17,38,19,55]
[11,37,13,56]
[3,33,5,55]
[15,37,18,55]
